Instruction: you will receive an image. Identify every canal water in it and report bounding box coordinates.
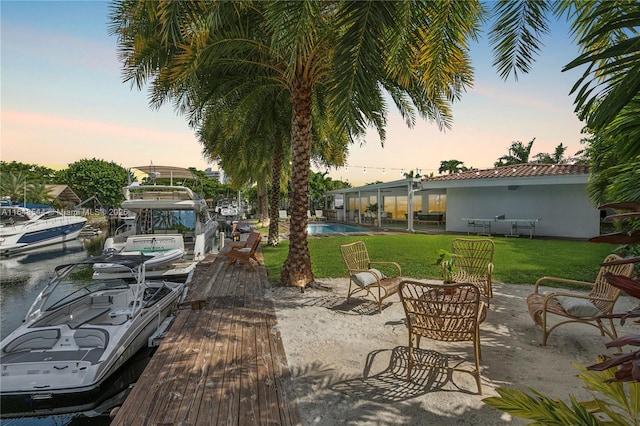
[0,237,152,425]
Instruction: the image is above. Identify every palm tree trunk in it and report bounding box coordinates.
[268,138,284,246]
[257,180,268,226]
[281,76,314,287]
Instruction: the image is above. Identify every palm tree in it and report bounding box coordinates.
[26,182,54,205]
[0,172,27,203]
[198,82,347,247]
[438,159,468,174]
[198,85,291,246]
[111,1,482,287]
[489,1,640,197]
[533,143,570,164]
[495,138,535,166]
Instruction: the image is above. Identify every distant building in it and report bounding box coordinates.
[205,168,227,184]
[45,185,81,209]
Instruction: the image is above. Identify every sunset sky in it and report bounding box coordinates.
[2,1,587,186]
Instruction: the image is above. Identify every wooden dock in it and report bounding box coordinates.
[111,247,302,425]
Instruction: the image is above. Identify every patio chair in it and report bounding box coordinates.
[399,280,485,394]
[450,238,495,304]
[221,231,260,255]
[526,254,635,346]
[315,210,327,221]
[340,241,402,313]
[278,210,289,222]
[226,231,262,270]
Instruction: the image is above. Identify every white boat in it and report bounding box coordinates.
[0,254,185,414]
[215,198,240,217]
[0,206,87,256]
[94,166,218,280]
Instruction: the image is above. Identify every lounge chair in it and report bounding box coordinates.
[526,254,635,346]
[315,210,327,221]
[340,241,402,313]
[226,232,262,270]
[399,280,485,394]
[221,231,260,255]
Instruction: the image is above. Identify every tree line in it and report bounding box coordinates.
[0,159,351,216]
[107,1,638,287]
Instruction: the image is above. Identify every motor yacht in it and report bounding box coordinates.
[94,166,218,281]
[0,205,87,256]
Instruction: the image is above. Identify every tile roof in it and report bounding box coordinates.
[423,163,590,182]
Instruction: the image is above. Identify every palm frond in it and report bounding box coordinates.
[489,0,551,81]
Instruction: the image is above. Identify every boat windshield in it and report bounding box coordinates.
[0,207,34,225]
[152,210,195,233]
[42,264,130,312]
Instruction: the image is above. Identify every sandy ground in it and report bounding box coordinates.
[266,278,639,426]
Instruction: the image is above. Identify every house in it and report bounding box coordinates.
[324,164,599,239]
[422,164,598,239]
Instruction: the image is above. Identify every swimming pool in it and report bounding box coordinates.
[307,223,369,234]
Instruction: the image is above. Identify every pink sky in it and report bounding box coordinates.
[2,2,586,186]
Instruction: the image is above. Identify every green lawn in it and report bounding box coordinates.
[261,234,615,285]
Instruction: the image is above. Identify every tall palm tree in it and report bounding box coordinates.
[198,84,292,246]
[110,1,483,287]
[198,81,348,247]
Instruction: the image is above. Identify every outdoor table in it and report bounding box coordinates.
[462,216,541,238]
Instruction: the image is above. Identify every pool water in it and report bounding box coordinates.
[307,223,368,234]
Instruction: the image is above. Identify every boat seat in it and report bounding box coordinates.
[3,329,60,353]
[74,329,108,349]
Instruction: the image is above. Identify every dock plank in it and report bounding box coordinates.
[111,246,301,425]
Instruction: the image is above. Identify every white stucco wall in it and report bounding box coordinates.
[444,184,600,239]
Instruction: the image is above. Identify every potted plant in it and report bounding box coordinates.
[436,249,458,291]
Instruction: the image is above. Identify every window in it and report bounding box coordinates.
[428,194,446,213]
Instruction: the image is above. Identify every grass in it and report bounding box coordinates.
[260,233,615,285]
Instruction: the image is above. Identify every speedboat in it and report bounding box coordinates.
[215,198,239,217]
[0,254,185,415]
[0,206,87,256]
[93,166,218,281]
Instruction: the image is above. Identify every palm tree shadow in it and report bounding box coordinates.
[330,346,472,402]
